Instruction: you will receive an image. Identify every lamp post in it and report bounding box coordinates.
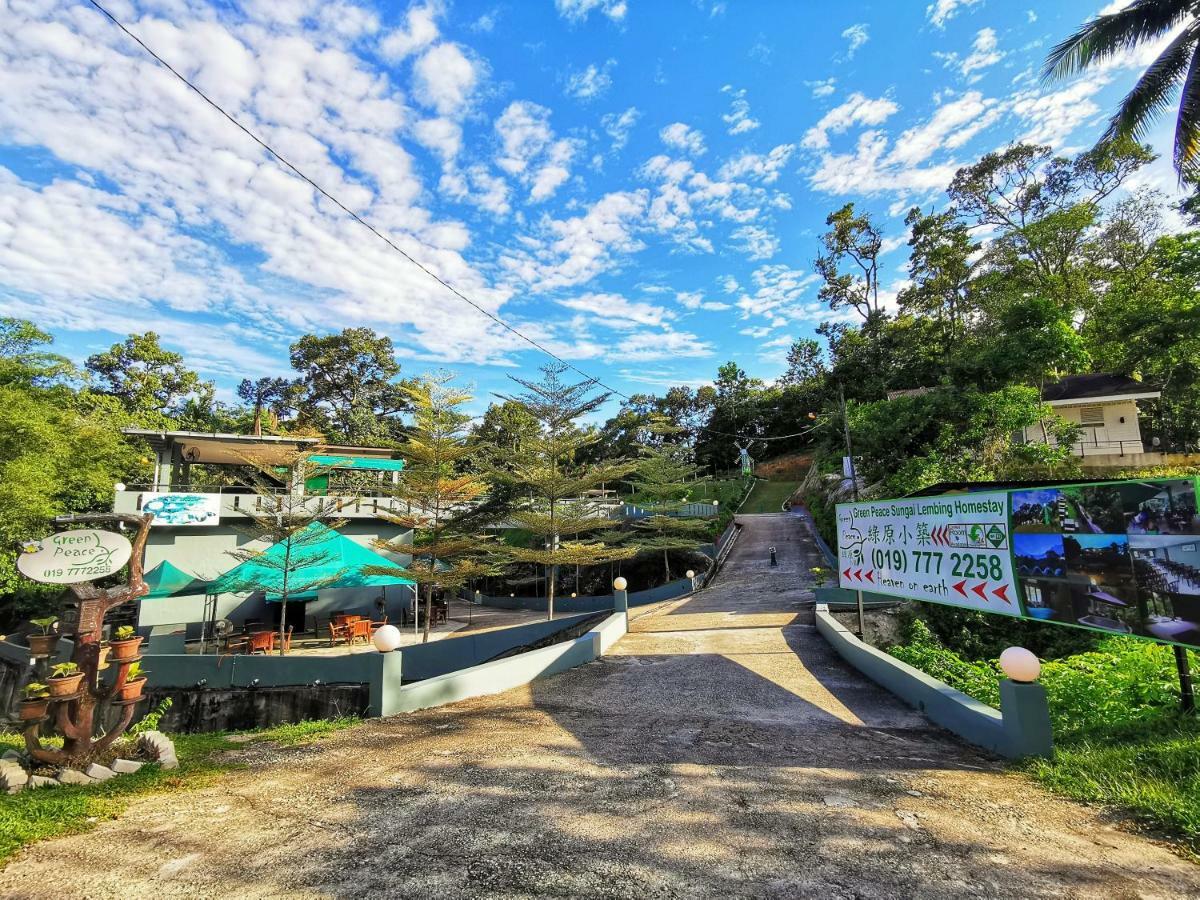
[686,569,696,592]
[613,577,628,613]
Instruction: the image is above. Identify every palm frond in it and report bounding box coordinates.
[1044,0,1191,80]
[1103,24,1200,142]
[1173,40,1200,175]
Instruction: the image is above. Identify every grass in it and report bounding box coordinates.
[0,717,358,866]
[739,480,800,514]
[888,620,1200,853]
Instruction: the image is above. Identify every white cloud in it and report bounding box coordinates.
[889,91,999,166]
[412,43,479,116]
[926,0,981,29]
[556,0,628,23]
[565,59,616,101]
[557,291,673,328]
[494,101,579,203]
[735,264,825,324]
[936,27,1004,81]
[379,2,440,60]
[500,190,648,291]
[718,275,740,294]
[731,224,779,260]
[659,122,707,156]
[676,290,730,311]
[413,117,461,161]
[720,85,760,135]
[612,328,712,361]
[1009,79,1107,147]
[801,93,900,150]
[806,78,837,98]
[602,106,640,152]
[842,24,869,58]
[718,145,796,185]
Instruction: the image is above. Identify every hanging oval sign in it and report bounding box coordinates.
[16,529,133,584]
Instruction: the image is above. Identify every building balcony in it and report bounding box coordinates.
[113,485,409,523]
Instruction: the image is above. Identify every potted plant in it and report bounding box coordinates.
[47,661,84,697]
[19,682,50,720]
[27,617,59,656]
[116,662,147,702]
[109,625,142,662]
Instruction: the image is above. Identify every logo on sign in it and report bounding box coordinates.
[16,529,133,584]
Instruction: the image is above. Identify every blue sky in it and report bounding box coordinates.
[0,0,1186,417]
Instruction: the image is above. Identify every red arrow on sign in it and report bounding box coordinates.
[993,584,1010,604]
[852,568,862,581]
[971,582,988,600]
[952,580,967,597]
[843,568,851,581]
[864,570,875,584]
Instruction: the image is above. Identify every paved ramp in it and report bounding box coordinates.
[3,514,1199,898]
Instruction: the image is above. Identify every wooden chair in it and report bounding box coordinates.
[369,616,388,637]
[328,620,351,646]
[246,630,275,654]
[349,619,372,644]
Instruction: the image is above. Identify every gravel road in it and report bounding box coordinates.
[2,513,1198,899]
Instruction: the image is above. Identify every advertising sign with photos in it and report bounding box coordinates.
[838,476,1200,650]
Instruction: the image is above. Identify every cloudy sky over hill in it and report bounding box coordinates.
[0,0,1183,409]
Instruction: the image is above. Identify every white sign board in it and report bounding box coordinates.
[836,492,1019,616]
[17,529,133,584]
[140,492,221,526]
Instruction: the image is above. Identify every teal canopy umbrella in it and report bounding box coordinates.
[208,523,415,599]
[142,560,211,598]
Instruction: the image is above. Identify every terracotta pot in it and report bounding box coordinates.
[109,637,142,662]
[19,698,49,720]
[116,677,146,702]
[97,644,112,670]
[47,673,84,697]
[27,633,59,657]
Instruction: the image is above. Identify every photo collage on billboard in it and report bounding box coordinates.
[1011,478,1200,646]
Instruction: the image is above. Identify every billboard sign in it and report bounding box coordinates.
[141,492,221,526]
[837,476,1200,650]
[17,529,133,584]
[836,492,1019,616]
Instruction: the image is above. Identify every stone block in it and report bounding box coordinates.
[29,775,59,788]
[137,731,177,762]
[57,769,94,786]
[84,763,117,781]
[1,749,22,762]
[112,758,144,774]
[0,766,29,791]
[157,752,179,771]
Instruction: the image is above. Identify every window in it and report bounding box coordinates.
[1078,405,1105,427]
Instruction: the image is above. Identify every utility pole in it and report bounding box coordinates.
[1176,646,1196,714]
[839,383,866,639]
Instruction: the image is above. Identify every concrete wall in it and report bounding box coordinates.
[477,577,696,614]
[383,612,626,716]
[814,604,1051,759]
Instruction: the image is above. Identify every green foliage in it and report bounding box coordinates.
[124,662,146,683]
[49,662,79,679]
[113,626,135,642]
[84,332,211,425]
[128,698,172,737]
[22,682,49,700]
[28,617,57,635]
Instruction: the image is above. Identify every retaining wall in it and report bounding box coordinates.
[476,578,696,614]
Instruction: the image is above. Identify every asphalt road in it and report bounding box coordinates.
[3,514,1199,898]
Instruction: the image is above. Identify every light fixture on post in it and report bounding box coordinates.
[999,647,1041,683]
[612,576,628,614]
[613,577,627,591]
[372,624,402,653]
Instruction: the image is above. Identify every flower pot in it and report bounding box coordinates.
[97,644,112,670]
[47,673,84,697]
[19,698,49,720]
[27,633,59,657]
[109,637,142,662]
[116,677,146,702]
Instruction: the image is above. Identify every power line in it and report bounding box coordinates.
[83,0,631,398]
[84,0,815,446]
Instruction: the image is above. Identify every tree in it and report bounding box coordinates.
[815,203,884,323]
[85,332,210,423]
[620,440,711,583]
[497,364,637,619]
[1045,1,1200,176]
[371,374,497,642]
[289,328,408,443]
[214,455,349,656]
[0,318,73,387]
[237,377,292,437]
[779,338,826,386]
[899,207,977,350]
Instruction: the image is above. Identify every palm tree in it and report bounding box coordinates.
[1044,1,1200,175]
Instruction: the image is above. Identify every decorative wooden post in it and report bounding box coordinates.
[22,513,153,766]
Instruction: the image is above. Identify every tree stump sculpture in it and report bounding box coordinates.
[23,513,153,766]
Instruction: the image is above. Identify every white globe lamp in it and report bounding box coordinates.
[613,577,627,592]
[999,647,1041,683]
[371,624,402,653]
[114,482,126,492]
[685,570,695,579]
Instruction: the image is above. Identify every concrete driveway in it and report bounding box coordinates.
[2,514,1198,898]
